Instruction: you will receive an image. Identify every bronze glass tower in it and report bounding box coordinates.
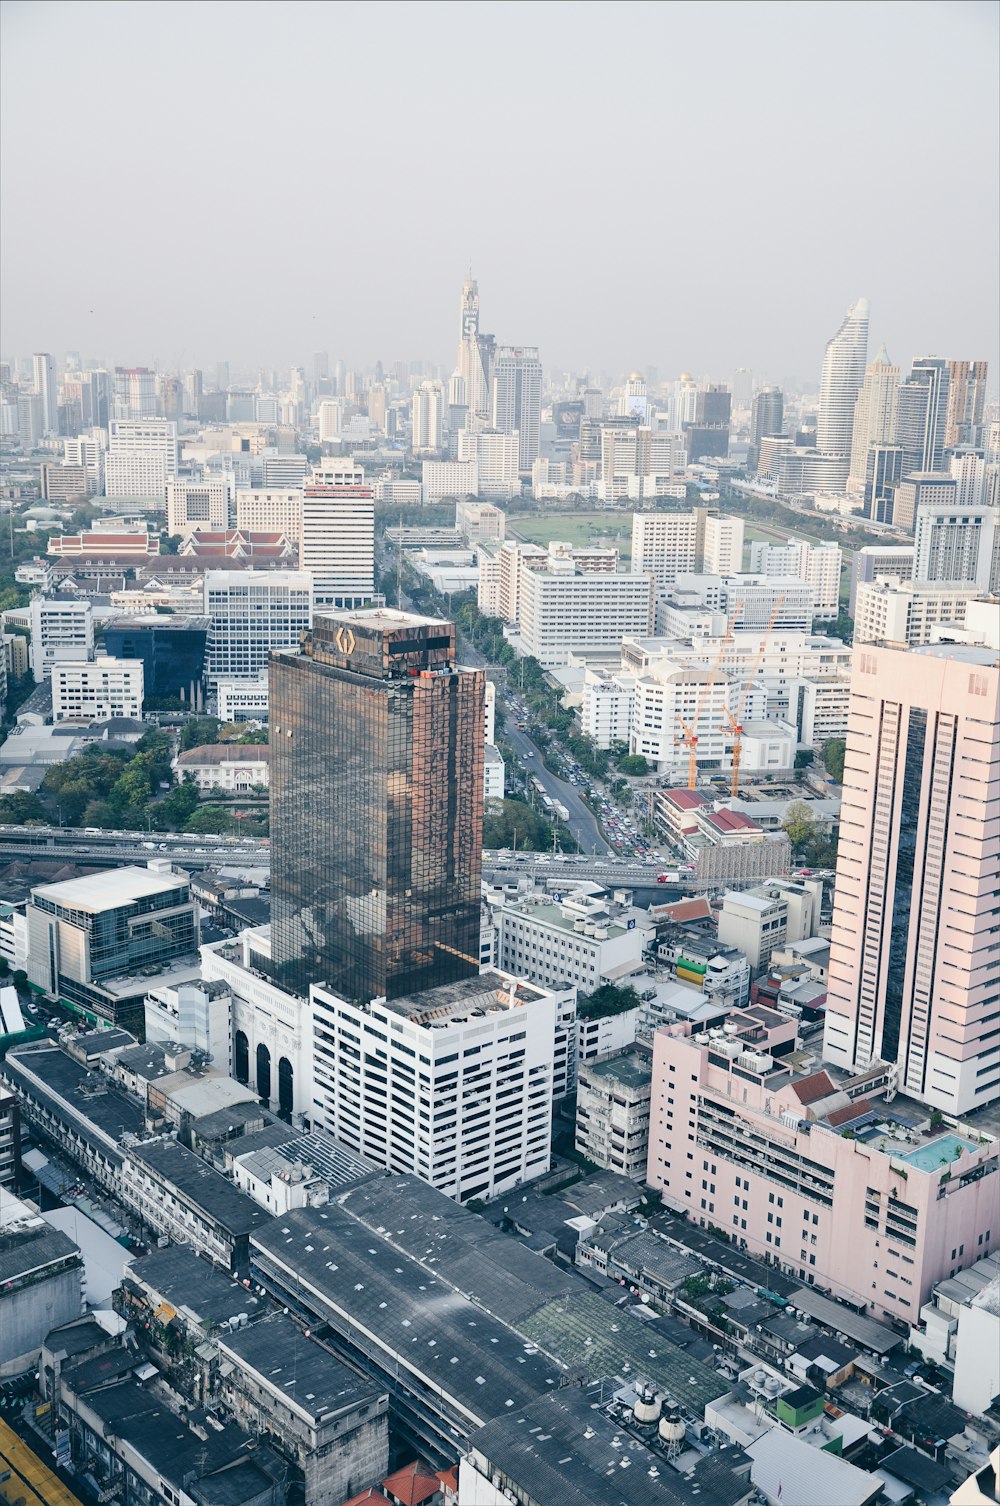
[269,608,485,1001]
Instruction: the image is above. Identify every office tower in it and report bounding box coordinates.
[670,374,698,431]
[684,385,731,460]
[492,346,542,470]
[300,466,375,607]
[847,345,899,493]
[104,418,178,497]
[313,351,329,382]
[411,380,444,451]
[456,278,493,421]
[203,570,313,683]
[269,608,485,1002]
[945,360,989,449]
[914,501,1000,593]
[165,477,232,537]
[896,357,950,476]
[112,366,157,419]
[104,615,208,707]
[823,642,1000,1114]
[29,597,94,681]
[617,372,648,420]
[457,428,519,500]
[215,361,230,391]
[865,443,905,522]
[32,353,57,434]
[731,367,753,411]
[317,397,344,442]
[367,381,387,432]
[183,369,203,415]
[849,544,915,615]
[951,452,998,510]
[748,386,783,469]
[892,471,956,532]
[816,297,869,470]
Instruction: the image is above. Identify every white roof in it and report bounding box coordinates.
[747,1427,881,1506]
[32,865,187,912]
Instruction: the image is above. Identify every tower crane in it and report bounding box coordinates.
[677,603,743,790]
[724,597,785,798]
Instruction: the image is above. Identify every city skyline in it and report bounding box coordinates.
[1,1,996,376]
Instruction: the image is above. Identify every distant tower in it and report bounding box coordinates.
[412,380,445,451]
[492,347,542,470]
[896,357,951,477]
[32,353,57,435]
[816,297,869,463]
[945,360,989,449]
[848,345,899,493]
[749,387,784,470]
[731,368,753,411]
[617,373,648,421]
[457,279,493,421]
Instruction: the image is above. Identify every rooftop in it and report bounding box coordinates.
[30,864,188,911]
[176,744,271,767]
[124,1244,265,1330]
[582,1051,653,1091]
[218,1311,382,1422]
[129,1139,275,1239]
[380,969,550,1027]
[4,1041,147,1159]
[746,1426,880,1506]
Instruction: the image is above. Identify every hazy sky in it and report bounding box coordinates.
[2,0,997,385]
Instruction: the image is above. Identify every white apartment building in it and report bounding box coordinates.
[516,564,655,666]
[496,894,652,993]
[631,510,745,588]
[854,577,976,648]
[203,569,312,683]
[893,471,957,532]
[667,573,816,632]
[457,429,520,501]
[598,425,680,500]
[796,674,852,747]
[300,472,374,606]
[747,538,842,620]
[484,744,506,801]
[29,596,94,681]
[950,452,998,510]
[422,459,478,503]
[316,398,344,442]
[849,545,915,615]
[913,501,1000,594]
[104,419,178,498]
[411,380,444,451]
[166,476,232,537]
[310,972,560,1202]
[823,643,1000,1114]
[622,630,852,686]
[581,670,634,746]
[51,656,144,722]
[235,489,303,541]
[62,430,106,492]
[144,978,232,1075]
[217,674,269,723]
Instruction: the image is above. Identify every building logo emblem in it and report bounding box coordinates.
[335,627,356,655]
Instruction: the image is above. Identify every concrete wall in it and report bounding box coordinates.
[1,1266,83,1375]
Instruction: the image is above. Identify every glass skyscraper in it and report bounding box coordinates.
[269,608,485,1002]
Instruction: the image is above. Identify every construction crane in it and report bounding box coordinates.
[724,597,785,797]
[677,603,743,789]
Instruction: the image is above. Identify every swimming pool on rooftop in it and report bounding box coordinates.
[899,1133,977,1171]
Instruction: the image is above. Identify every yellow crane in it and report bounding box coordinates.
[724,597,785,797]
[677,603,743,789]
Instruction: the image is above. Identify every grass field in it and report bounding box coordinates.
[511,511,633,561]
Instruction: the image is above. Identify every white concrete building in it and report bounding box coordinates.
[516,564,655,666]
[51,656,144,722]
[104,419,178,498]
[747,538,842,620]
[411,380,445,452]
[216,674,269,723]
[203,569,312,683]
[484,744,506,801]
[854,577,977,648]
[849,544,915,615]
[201,928,312,1120]
[703,511,746,574]
[29,596,94,682]
[953,1278,1000,1416]
[631,509,744,587]
[300,472,375,607]
[913,501,1000,593]
[667,573,816,631]
[310,971,561,1202]
[459,429,520,501]
[496,893,652,993]
[174,743,270,792]
[422,459,478,503]
[166,476,232,537]
[455,499,505,545]
[144,978,232,1074]
[580,669,634,747]
[234,489,303,541]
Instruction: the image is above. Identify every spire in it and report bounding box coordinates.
[874,343,891,365]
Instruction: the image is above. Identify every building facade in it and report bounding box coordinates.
[104,418,178,497]
[51,655,144,722]
[203,569,312,684]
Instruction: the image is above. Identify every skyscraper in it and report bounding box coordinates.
[847,345,899,494]
[823,641,1000,1114]
[748,386,784,470]
[112,367,157,420]
[816,297,869,469]
[269,608,485,1002]
[492,346,542,470]
[411,380,444,452]
[300,464,375,607]
[896,357,950,477]
[32,353,57,435]
[456,279,493,422]
[945,360,989,449]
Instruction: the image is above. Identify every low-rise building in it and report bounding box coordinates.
[496,892,652,994]
[717,877,823,976]
[575,1048,652,1178]
[0,1191,84,1376]
[216,672,269,723]
[174,741,270,792]
[853,576,979,647]
[29,595,94,682]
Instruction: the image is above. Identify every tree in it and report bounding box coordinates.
[782,800,817,853]
[579,983,641,1021]
[482,797,552,852]
[0,791,47,824]
[179,716,221,751]
[183,805,231,834]
[0,956,9,977]
[12,970,27,990]
[151,779,200,829]
[821,736,846,783]
[618,754,650,776]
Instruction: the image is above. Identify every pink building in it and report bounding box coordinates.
[646,1009,999,1327]
[823,643,1000,1115]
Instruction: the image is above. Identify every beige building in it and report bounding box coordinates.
[166,477,232,537]
[235,489,303,541]
[174,743,270,792]
[853,576,977,647]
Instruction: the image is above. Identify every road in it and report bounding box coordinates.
[0,826,268,871]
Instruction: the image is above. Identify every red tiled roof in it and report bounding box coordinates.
[338,1490,386,1506]
[662,788,711,809]
[826,1097,874,1128]
[703,808,759,833]
[381,1462,441,1506]
[435,1468,458,1493]
[791,1070,836,1105]
[662,897,713,924]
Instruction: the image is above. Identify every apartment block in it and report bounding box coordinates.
[104,418,178,497]
[849,545,915,615]
[516,564,655,665]
[496,892,652,993]
[747,538,842,620]
[893,472,957,533]
[300,473,375,606]
[630,509,744,588]
[235,488,304,540]
[823,643,1000,1114]
[310,972,559,1202]
[51,655,144,722]
[575,1048,652,1178]
[665,574,816,633]
[29,596,94,681]
[913,501,1000,593]
[853,578,976,648]
[646,1012,999,1325]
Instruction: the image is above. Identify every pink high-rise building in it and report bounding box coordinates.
[823,642,1000,1115]
[645,1010,999,1326]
